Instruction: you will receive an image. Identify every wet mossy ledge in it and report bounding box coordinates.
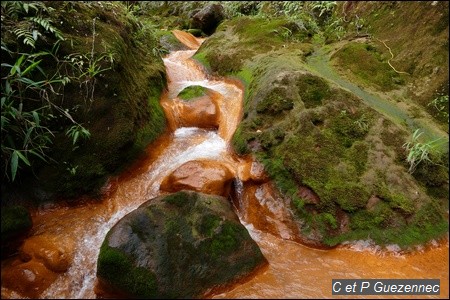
[2,2,168,201]
[194,15,449,249]
[177,85,209,101]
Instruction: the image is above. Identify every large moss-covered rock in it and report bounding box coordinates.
[194,16,449,248]
[1,205,32,257]
[97,190,267,298]
[1,2,167,200]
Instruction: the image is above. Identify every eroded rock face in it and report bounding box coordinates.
[237,183,300,241]
[96,191,267,298]
[160,160,234,197]
[238,159,270,183]
[190,4,225,35]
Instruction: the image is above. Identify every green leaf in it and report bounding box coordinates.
[5,80,12,95]
[11,151,19,181]
[11,55,26,75]
[23,127,33,148]
[22,59,42,76]
[32,111,40,126]
[29,149,47,162]
[73,131,79,145]
[16,150,31,166]
[1,115,10,128]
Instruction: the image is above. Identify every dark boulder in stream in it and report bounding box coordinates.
[96,190,267,298]
[190,4,225,35]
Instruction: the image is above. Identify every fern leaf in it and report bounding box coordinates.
[13,28,35,48]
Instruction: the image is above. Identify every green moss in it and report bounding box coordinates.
[259,128,285,149]
[387,193,415,215]
[190,4,448,249]
[132,86,166,154]
[316,212,338,230]
[376,184,415,215]
[329,111,369,148]
[200,215,222,237]
[350,210,385,231]
[332,207,447,248]
[331,42,405,91]
[256,86,294,114]
[258,155,299,199]
[208,221,240,258]
[412,153,449,199]
[192,51,211,72]
[1,205,32,242]
[346,141,369,175]
[177,85,208,101]
[324,180,370,212]
[97,243,159,298]
[164,191,190,208]
[296,74,330,108]
[231,126,250,155]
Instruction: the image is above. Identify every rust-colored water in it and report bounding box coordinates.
[1,31,448,299]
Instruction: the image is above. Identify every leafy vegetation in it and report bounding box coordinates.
[402,129,444,174]
[428,95,449,124]
[2,1,167,200]
[1,2,93,182]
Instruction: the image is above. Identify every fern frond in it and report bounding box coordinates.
[27,16,64,41]
[28,16,50,31]
[13,28,36,48]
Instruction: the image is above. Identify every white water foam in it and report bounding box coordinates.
[143,128,227,198]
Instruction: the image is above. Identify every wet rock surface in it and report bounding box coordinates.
[160,160,234,197]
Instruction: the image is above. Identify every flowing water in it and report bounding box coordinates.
[1,31,448,299]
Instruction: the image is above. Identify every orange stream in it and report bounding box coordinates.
[1,32,448,299]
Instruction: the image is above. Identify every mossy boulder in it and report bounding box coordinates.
[97,190,267,298]
[14,2,168,200]
[194,17,448,248]
[177,85,209,101]
[1,205,32,257]
[158,31,189,51]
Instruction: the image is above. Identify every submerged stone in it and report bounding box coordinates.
[96,190,267,298]
[20,234,75,273]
